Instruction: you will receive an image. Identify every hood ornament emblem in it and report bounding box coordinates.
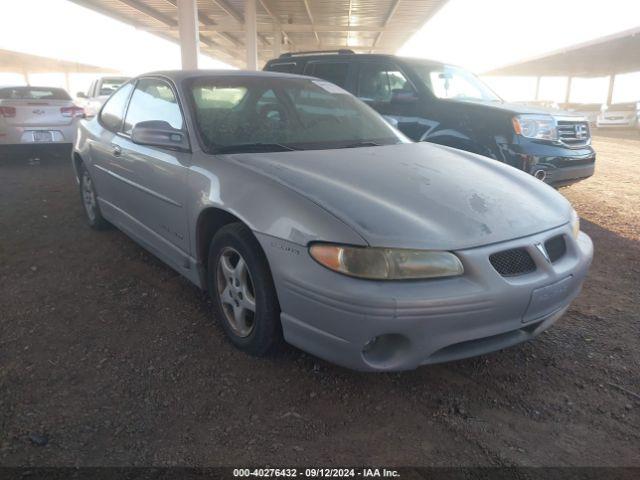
[535,243,551,263]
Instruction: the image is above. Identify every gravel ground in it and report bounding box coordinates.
[0,132,638,467]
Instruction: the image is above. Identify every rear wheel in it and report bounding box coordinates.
[78,163,109,230]
[208,223,282,356]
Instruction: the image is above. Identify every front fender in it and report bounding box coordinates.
[187,154,368,257]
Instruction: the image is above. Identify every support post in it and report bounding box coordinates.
[64,71,71,93]
[177,0,200,70]
[245,0,258,70]
[534,76,541,101]
[564,76,573,104]
[606,74,615,106]
[272,23,281,58]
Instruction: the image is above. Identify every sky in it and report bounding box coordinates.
[399,0,640,103]
[0,0,232,94]
[0,0,638,103]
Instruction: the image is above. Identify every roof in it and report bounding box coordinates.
[139,68,317,81]
[67,0,449,68]
[0,47,118,74]
[485,26,640,77]
[266,51,445,66]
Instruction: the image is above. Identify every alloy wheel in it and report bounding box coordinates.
[82,171,97,222]
[216,247,256,337]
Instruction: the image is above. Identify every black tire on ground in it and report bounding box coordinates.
[207,222,283,356]
[77,162,110,230]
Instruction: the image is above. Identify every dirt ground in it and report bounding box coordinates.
[1,131,638,467]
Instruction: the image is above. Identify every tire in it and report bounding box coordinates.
[207,223,282,356]
[77,162,110,230]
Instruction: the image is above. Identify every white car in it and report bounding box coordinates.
[76,76,131,118]
[597,101,640,129]
[0,86,85,158]
[562,103,602,128]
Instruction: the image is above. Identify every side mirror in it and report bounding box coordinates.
[391,89,418,104]
[77,92,87,99]
[131,120,189,152]
[382,115,399,128]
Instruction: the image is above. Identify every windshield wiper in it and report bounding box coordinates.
[213,143,298,154]
[337,141,382,149]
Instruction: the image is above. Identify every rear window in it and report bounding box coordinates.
[303,62,349,88]
[0,87,71,100]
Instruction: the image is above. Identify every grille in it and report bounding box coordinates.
[544,235,566,263]
[557,120,590,146]
[489,248,536,277]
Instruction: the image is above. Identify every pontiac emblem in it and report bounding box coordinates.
[534,243,551,263]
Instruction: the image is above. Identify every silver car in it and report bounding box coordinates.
[73,71,593,371]
[0,86,84,156]
[76,76,131,118]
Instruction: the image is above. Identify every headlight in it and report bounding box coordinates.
[571,209,580,239]
[309,244,464,280]
[512,115,558,141]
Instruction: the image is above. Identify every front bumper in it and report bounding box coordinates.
[596,119,638,128]
[505,140,596,187]
[257,224,593,372]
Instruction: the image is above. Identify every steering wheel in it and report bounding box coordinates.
[258,103,287,127]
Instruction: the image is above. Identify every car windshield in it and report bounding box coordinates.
[0,87,71,100]
[608,102,639,111]
[99,77,129,96]
[409,62,501,103]
[187,76,407,153]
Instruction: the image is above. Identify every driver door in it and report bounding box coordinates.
[114,77,191,269]
[355,61,427,140]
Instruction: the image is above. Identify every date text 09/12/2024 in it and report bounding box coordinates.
[233,468,400,478]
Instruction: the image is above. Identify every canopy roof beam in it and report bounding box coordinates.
[302,0,320,45]
[68,0,449,66]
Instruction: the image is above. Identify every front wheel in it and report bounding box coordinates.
[208,223,282,356]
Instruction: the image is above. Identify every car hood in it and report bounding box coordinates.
[231,142,572,250]
[448,99,580,118]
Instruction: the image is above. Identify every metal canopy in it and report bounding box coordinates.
[68,0,449,68]
[0,47,117,74]
[486,26,640,77]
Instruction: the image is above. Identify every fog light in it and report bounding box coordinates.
[361,333,411,368]
[363,337,379,353]
[533,169,547,181]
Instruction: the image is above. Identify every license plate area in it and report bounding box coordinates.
[33,131,53,142]
[523,275,574,323]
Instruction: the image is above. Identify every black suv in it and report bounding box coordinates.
[264,51,595,186]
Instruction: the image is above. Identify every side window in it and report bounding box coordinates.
[357,63,412,103]
[303,62,349,88]
[88,80,96,98]
[99,82,134,132]
[256,89,277,111]
[268,62,296,73]
[123,78,184,135]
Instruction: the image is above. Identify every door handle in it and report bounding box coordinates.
[112,144,122,157]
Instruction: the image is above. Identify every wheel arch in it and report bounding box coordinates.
[195,207,260,286]
[422,130,499,159]
[72,151,84,182]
